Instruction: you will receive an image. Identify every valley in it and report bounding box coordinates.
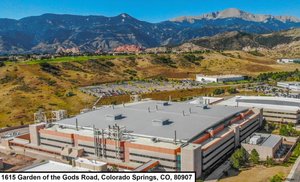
[0,51,299,127]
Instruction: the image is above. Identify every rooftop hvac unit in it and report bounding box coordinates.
[162,101,170,106]
[52,110,67,121]
[152,118,170,126]
[196,104,208,109]
[195,103,209,109]
[105,114,123,121]
[249,135,263,145]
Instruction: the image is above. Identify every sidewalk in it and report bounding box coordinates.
[286,157,300,182]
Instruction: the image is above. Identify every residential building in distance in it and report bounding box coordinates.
[277,82,300,92]
[113,45,144,54]
[277,58,300,64]
[196,74,245,83]
[242,133,283,160]
[218,96,300,124]
[1,100,263,178]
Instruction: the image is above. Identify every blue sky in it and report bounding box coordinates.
[1,0,300,22]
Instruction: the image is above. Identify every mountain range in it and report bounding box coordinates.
[1,8,300,54]
[190,29,299,50]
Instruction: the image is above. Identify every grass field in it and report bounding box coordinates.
[7,55,131,65]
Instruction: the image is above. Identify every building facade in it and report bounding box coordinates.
[277,59,300,64]
[196,74,245,83]
[277,82,300,92]
[242,133,282,160]
[4,100,263,178]
[218,96,300,124]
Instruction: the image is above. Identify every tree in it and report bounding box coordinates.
[213,88,225,95]
[250,149,260,164]
[279,123,297,137]
[265,156,275,167]
[227,87,238,94]
[230,148,249,169]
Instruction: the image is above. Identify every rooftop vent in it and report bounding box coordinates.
[202,105,209,109]
[152,118,172,126]
[196,104,209,109]
[151,137,159,143]
[105,114,124,121]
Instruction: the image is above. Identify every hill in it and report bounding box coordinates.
[0,52,300,127]
[190,29,300,57]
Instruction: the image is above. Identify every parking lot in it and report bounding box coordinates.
[0,126,29,139]
[248,84,300,98]
[80,80,203,97]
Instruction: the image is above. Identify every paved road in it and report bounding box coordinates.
[292,163,300,182]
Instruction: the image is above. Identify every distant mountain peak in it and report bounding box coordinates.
[171,8,300,23]
[116,13,133,19]
[218,8,246,18]
[1,10,300,55]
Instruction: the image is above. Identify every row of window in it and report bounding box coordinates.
[202,148,234,173]
[40,136,73,144]
[78,143,124,153]
[203,137,234,165]
[203,135,234,158]
[240,119,258,132]
[264,111,299,115]
[240,119,259,135]
[129,152,176,163]
[203,142,234,166]
[264,115,297,120]
[40,142,62,149]
[240,122,260,142]
[86,150,123,160]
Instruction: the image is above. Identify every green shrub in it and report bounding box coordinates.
[40,62,61,75]
[250,149,260,164]
[227,87,238,94]
[151,55,177,68]
[269,173,284,182]
[0,61,5,67]
[213,88,225,95]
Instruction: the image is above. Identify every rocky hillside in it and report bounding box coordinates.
[190,29,300,57]
[1,8,300,54]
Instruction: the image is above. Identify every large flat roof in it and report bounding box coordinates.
[23,161,89,171]
[218,96,300,111]
[244,133,282,148]
[196,74,244,78]
[262,134,282,148]
[56,100,248,141]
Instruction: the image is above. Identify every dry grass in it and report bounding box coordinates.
[219,165,292,182]
[0,51,299,127]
